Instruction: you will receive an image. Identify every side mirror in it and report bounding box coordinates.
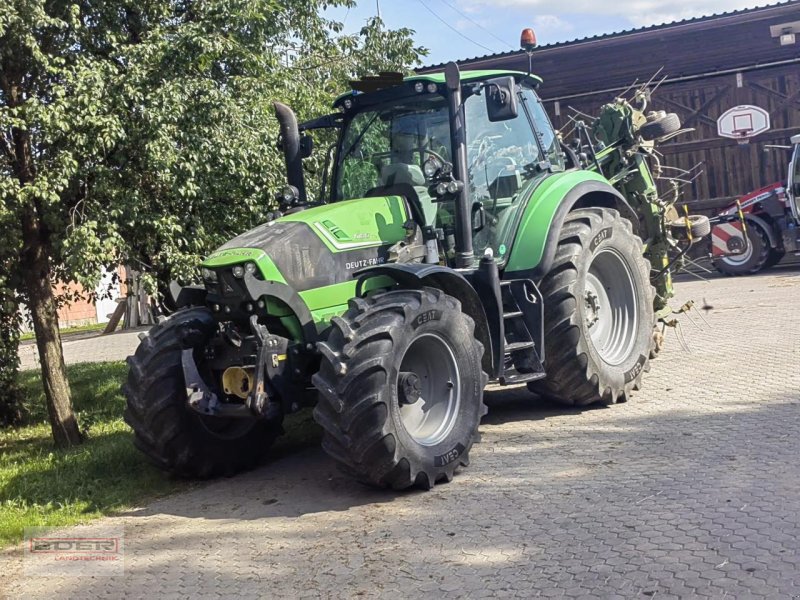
[485,76,518,122]
[300,133,313,158]
[472,201,486,233]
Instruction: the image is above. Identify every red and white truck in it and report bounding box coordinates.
[711,134,800,275]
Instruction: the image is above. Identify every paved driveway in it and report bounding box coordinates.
[4,268,800,598]
[18,328,147,370]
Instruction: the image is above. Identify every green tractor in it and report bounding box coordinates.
[124,60,705,489]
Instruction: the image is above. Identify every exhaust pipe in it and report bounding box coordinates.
[273,102,307,203]
[445,61,474,268]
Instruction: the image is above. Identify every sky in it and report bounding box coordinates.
[324,0,790,66]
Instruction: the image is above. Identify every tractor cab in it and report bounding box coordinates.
[789,134,800,222]
[295,68,563,268]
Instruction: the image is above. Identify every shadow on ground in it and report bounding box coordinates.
[46,391,800,598]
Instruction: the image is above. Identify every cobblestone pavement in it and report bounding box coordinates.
[4,268,800,599]
[18,327,147,370]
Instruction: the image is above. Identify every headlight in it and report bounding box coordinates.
[245,262,257,274]
[202,268,217,282]
[232,264,245,278]
[278,185,299,205]
[423,156,442,179]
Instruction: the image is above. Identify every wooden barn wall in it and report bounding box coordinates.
[428,3,800,214]
[542,63,800,213]
[429,4,800,100]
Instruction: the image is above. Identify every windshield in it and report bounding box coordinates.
[333,84,559,261]
[335,95,450,202]
[790,141,800,220]
[466,87,556,261]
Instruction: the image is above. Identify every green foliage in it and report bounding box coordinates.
[0,266,22,426]
[1,2,425,290]
[0,1,426,437]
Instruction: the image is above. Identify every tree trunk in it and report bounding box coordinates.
[21,233,82,448]
[7,74,81,447]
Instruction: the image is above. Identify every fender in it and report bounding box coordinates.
[746,213,779,249]
[169,281,207,309]
[504,175,638,280]
[356,263,496,375]
[240,273,318,343]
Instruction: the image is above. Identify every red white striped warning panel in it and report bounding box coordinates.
[711,222,745,257]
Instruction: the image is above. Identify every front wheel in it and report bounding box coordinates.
[528,208,655,406]
[713,223,770,276]
[123,307,283,477]
[313,288,487,490]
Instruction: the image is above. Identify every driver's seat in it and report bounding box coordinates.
[379,163,438,225]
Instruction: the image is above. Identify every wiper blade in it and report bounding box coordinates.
[341,112,380,160]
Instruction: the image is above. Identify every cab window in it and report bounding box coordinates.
[465,84,552,261]
[521,89,564,170]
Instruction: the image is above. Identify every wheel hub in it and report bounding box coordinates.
[585,290,601,328]
[397,333,461,447]
[722,236,752,265]
[398,372,422,405]
[584,248,639,366]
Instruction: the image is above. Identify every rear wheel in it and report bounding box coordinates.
[123,307,282,477]
[713,223,770,276]
[528,208,655,406]
[313,288,487,490]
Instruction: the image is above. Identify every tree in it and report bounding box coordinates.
[0,1,425,446]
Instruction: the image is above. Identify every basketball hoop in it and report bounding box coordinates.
[717,105,770,141]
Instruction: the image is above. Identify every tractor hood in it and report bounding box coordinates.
[202,196,409,292]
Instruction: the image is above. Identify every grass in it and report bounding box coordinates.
[0,362,322,548]
[20,321,110,342]
[0,362,181,548]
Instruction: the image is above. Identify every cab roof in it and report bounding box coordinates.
[333,69,542,108]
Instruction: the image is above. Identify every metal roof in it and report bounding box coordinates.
[419,1,798,71]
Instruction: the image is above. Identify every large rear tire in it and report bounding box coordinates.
[713,223,770,276]
[123,307,282,478]
[528,208,655,406]
[313,288,487,490]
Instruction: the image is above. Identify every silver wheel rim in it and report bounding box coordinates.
[721,239,752,265]
[397,333,461,446]
[584,248,639,366]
